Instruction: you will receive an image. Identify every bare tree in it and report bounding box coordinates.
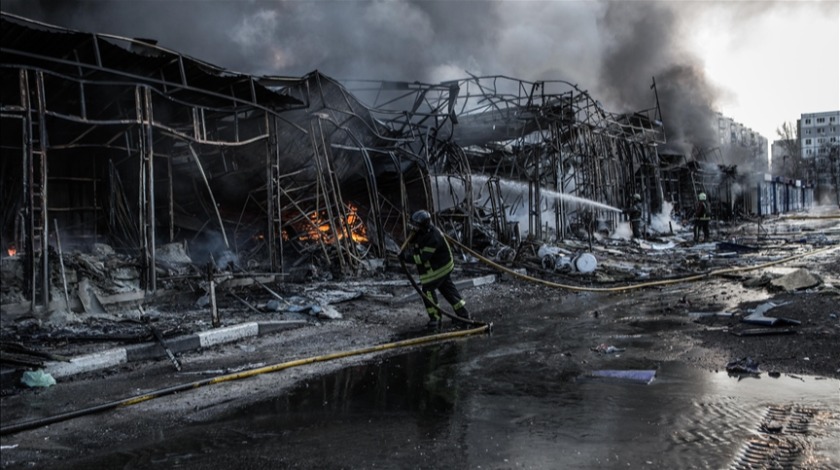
[774,121,805,179]
[821,142,840,206]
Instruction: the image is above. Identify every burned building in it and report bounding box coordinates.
[0,12,814,314]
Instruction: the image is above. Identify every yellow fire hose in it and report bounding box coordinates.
[3,229,831,436]
[2,230,491,436]
[0,324,487,436]
[446,234,839,293]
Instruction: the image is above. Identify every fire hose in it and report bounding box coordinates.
[0,323,488,436]
[397,231,489,329]
[1,236,493,436]
[445,234,839,293]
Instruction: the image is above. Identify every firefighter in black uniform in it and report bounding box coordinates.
[626,193,643,239]
[400,210,471,328]
[693,192,711,242]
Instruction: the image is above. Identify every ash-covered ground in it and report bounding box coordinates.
[0,209,838,468]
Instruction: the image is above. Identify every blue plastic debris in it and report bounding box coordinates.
[21,369,57,388]
[590,369,656,384]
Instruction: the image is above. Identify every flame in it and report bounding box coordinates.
[6,245,16,257]
[296,204,368,244]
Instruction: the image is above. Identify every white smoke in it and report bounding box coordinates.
[649,201,682,233]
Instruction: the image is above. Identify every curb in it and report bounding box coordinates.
[1,320,306,384]
[392,274,497,304]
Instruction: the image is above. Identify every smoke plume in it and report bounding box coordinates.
[3,0,766,154]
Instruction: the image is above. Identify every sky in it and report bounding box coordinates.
[3,0,839,147]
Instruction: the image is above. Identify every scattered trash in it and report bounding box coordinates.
[648,241,676,251]
[750,301,789,317]
[573,253,597,273]
[77,277,107,314]
[264,299,284,312]
[21,369,57,388]
[538,246,597,273]
[590,370,656,384]
[311,304,342,320]
[716,241,759,253]
[591,343,625,354]
[725,357,759,375]
[741,301,800,326]
[689,311,733,319]
[733,328,796,336]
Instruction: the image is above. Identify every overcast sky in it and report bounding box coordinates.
[4,0,839,145]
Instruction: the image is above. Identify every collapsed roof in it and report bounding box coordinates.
[7,11,788,309]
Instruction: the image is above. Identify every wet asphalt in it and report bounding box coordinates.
[45,290,840,470]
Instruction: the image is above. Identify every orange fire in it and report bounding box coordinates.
[297,204,369,244]
[6,245,16,257]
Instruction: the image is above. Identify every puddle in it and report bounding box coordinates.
[71,346,839,469]
[54,286,838,469]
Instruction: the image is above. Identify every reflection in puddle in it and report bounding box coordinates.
[72,344,838,470]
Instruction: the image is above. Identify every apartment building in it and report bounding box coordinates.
[799,110,840,203]
[715,112,768,172]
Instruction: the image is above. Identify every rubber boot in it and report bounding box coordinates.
[453,308,471,326]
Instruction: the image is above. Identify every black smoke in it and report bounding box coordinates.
[597,2,719,154]
[4,0,772,156]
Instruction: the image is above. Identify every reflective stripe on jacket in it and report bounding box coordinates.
[409,226,454,285]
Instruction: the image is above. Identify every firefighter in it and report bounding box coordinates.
[694,192,711,242]
[400,210,471,328]
[626,193,643,239]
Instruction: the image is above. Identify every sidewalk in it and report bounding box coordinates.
[1,274,500,387]
[0,320,306,386]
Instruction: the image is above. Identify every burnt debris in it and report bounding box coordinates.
[0,12,818,314]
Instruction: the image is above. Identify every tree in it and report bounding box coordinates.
[774,122,806,179]
[816,141,840,206]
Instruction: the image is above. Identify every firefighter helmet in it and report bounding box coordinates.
[698,193,707,201]
[409,210,432,231]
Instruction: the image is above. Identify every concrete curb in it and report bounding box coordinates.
[1,320,307,384]
[392,274,497,304]
[2,274,495,385]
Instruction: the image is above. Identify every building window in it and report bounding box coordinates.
[805,118,811,124]
[805,139,811,144]
[817,117,826,123]
[830,116,836,122]
[806,149,812,155]
[805,129,811,135]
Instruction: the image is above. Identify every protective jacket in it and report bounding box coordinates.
[628,202,643,222]
[695,201,710,220]
[406,226,454,285]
